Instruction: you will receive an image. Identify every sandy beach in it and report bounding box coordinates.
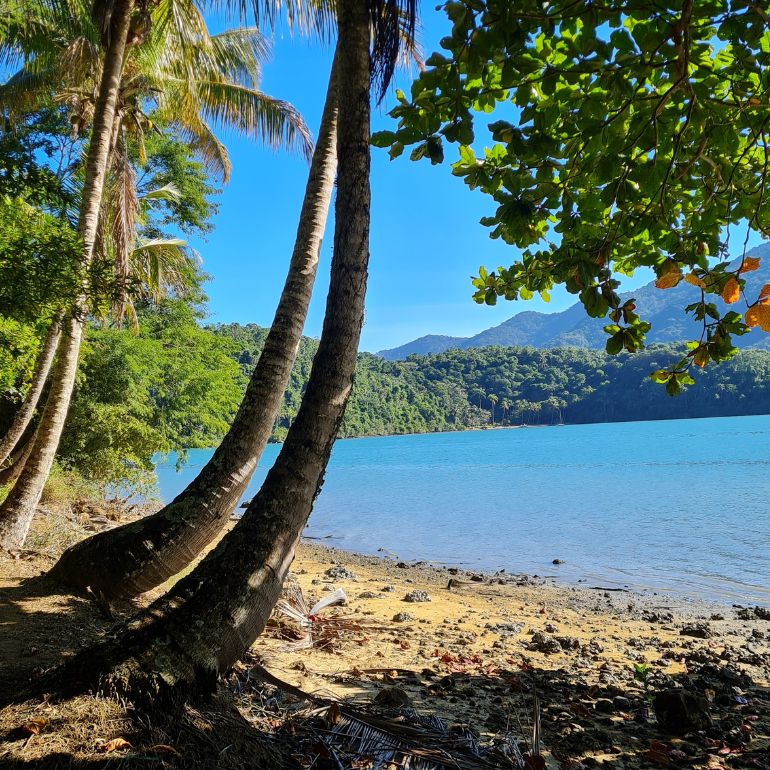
[2,533,769,768]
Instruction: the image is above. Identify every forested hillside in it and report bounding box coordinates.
[215,324,770,436]
[5,311,770,498]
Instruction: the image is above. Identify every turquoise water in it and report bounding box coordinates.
[155,415,770,605]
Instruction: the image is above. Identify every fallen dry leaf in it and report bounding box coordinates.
[99,737,132,753]
[524,755,546,770]
[22,717,47,736]
[324,703,341,728]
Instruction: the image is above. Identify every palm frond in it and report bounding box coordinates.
[140,182,181,202]
[0,66,59,116]
[58,35,101,84]
[167,101,232,181]
[107,133,139,324]
[205,0,334,40]
[207,27,270,87]
[396,12,423,72]
[194,79,313,161]
[370,0,418,102]
[147,0,211,82]
[132,236,190,300]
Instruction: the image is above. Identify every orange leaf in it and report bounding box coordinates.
[721,277,740,304]
[324,703,341,727]
[745,304,770,331]
[759,284,770,302]
[655,262,682,289]
[684,272,706,289]
[99,737,132,753]
[739,257,761,273]
[693,347,709,368]
[22,718,47,736]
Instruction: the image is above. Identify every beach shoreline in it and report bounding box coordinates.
[251,540,770,767]
[297,533,770,610]
[2,527,770,768]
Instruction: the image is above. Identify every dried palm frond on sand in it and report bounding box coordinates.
[271,584,375,651]
[235,662,540,770]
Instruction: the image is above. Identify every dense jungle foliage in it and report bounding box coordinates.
[225,329,770,435]
[5,311,770,497]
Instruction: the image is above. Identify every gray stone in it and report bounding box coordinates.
[324,564,357,580]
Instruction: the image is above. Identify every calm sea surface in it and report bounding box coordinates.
[155,415,770,605]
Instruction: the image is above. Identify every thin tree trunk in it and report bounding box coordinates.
[62,0,371,700]
[0,418,39,487]
[0,315,62,469]
[49,48,342,598]
[0,0,135,552]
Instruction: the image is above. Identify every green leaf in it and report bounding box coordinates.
[371,130,397,148]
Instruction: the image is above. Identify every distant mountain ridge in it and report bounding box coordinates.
[378,243,770,359]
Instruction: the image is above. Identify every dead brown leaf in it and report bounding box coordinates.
[99,737,132,753]
[22,717,47,736]
[324,703,341,728]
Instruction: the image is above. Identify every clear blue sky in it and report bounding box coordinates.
[195,5,761,353]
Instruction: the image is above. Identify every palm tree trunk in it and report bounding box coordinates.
[0,414,40,487]
[0,0,135,552]
[0,314,62,469]
[61,0,371,700]
[48,47,342,598]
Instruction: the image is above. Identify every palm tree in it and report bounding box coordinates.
[501,397,511,423]
[49,10,421,598]
[50,47,342,594]
[59,0,416,701]
[514,398,528,425]
[0,0,137,551]
[488,393,498,425]
[0,0,313,550]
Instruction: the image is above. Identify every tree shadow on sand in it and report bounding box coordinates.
[0,567,113,694]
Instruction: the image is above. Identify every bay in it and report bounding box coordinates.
[155,414,770,605]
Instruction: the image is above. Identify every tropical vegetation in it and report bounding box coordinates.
[3,0,770,762]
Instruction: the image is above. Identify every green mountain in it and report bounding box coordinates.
[378,243,770,359]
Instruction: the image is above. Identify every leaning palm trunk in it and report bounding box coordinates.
[0,313,62,470]
[0,407,43,487]
[61,0,371,700]
[48,48,342,597]
[0,0,135,552]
